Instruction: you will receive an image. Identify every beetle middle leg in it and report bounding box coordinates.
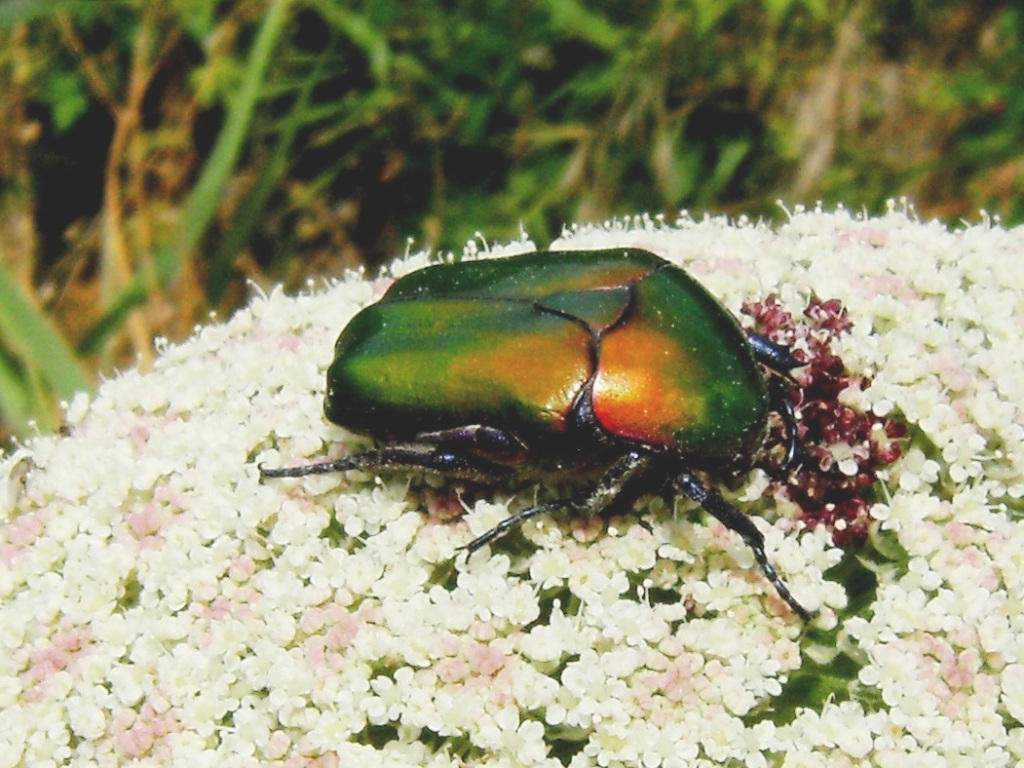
[462,450,654,554]
[674,470,814,621]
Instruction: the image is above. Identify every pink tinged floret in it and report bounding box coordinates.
[23,624,92,696]
[861,272,918,302]
[424,490,466,522]
[370,277,394,298]
[5,508,46,554]
[705,521,733,549]
[438,639,511,688]
[690,256,750,279]
[936,543,999,591]
[694,659,726,702]
[128,424,150,451]
[136,533,164,551]
[571,515,606,543]
[437,657,470,683]
[470,620,497,641]
[466,641,508,676]
[113,702,178,759]
[304,635,327,667]
[941,648,981,691]
[265,730,291,760]
[359,603,385,624]
[947,622,977,651]
[837,225,890,248]
[229,554,257,581]
[932,352,975,394]
[115,722,156,758]
[490,668,521,707]
[0,543,18,568]
[300,606,327,633]
[201,596,232,621]
[655,653,704,702]
[234,588,258,618]
[153,484,184,506]
[280,335,303,352]
[324,611,363,647]
[972,669,998,700]
[283,755,339,768]
[127,501,164,538]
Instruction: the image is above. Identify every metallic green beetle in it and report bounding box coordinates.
[262,248,813,620]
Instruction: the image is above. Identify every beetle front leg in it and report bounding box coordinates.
[259,445,513,483]
[746,331,801,378]
[747,331,802,474]
[674,470,815,621]
[766,374,800,473]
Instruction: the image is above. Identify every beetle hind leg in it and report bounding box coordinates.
[674,470,815,621]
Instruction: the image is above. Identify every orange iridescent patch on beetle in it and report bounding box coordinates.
[444,318,593,434]
[591,322,706,446]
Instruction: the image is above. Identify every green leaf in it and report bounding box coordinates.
[0,348,31,429]
[541,0,624,51]
[172,0,215,40]
[0,0,110,28]
[0,261,90,424]
[155,0,293,289]
[206,53,327,304]
[42,68,90,133]
[308,0,392,81]
[76,283,147,357]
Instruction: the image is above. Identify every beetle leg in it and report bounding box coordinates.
[746,331,802,379]
[673,470,815,621]
[259,446,513,483]
[748,332,801,474]
[462,499,570,554]
[462,450,653,554]
[767,375,800,473]
[417,425,531,464]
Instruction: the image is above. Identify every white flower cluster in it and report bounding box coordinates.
[0,204,1021,766]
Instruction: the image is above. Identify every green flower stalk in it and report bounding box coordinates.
[2,203,1023,766]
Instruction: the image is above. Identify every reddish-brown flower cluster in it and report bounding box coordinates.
[743,295,906,546]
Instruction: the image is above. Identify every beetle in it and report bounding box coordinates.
[261,248,815,620]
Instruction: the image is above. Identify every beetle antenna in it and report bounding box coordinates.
[674,471,816,621]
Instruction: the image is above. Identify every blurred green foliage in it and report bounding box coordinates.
[0,0,1021,437]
